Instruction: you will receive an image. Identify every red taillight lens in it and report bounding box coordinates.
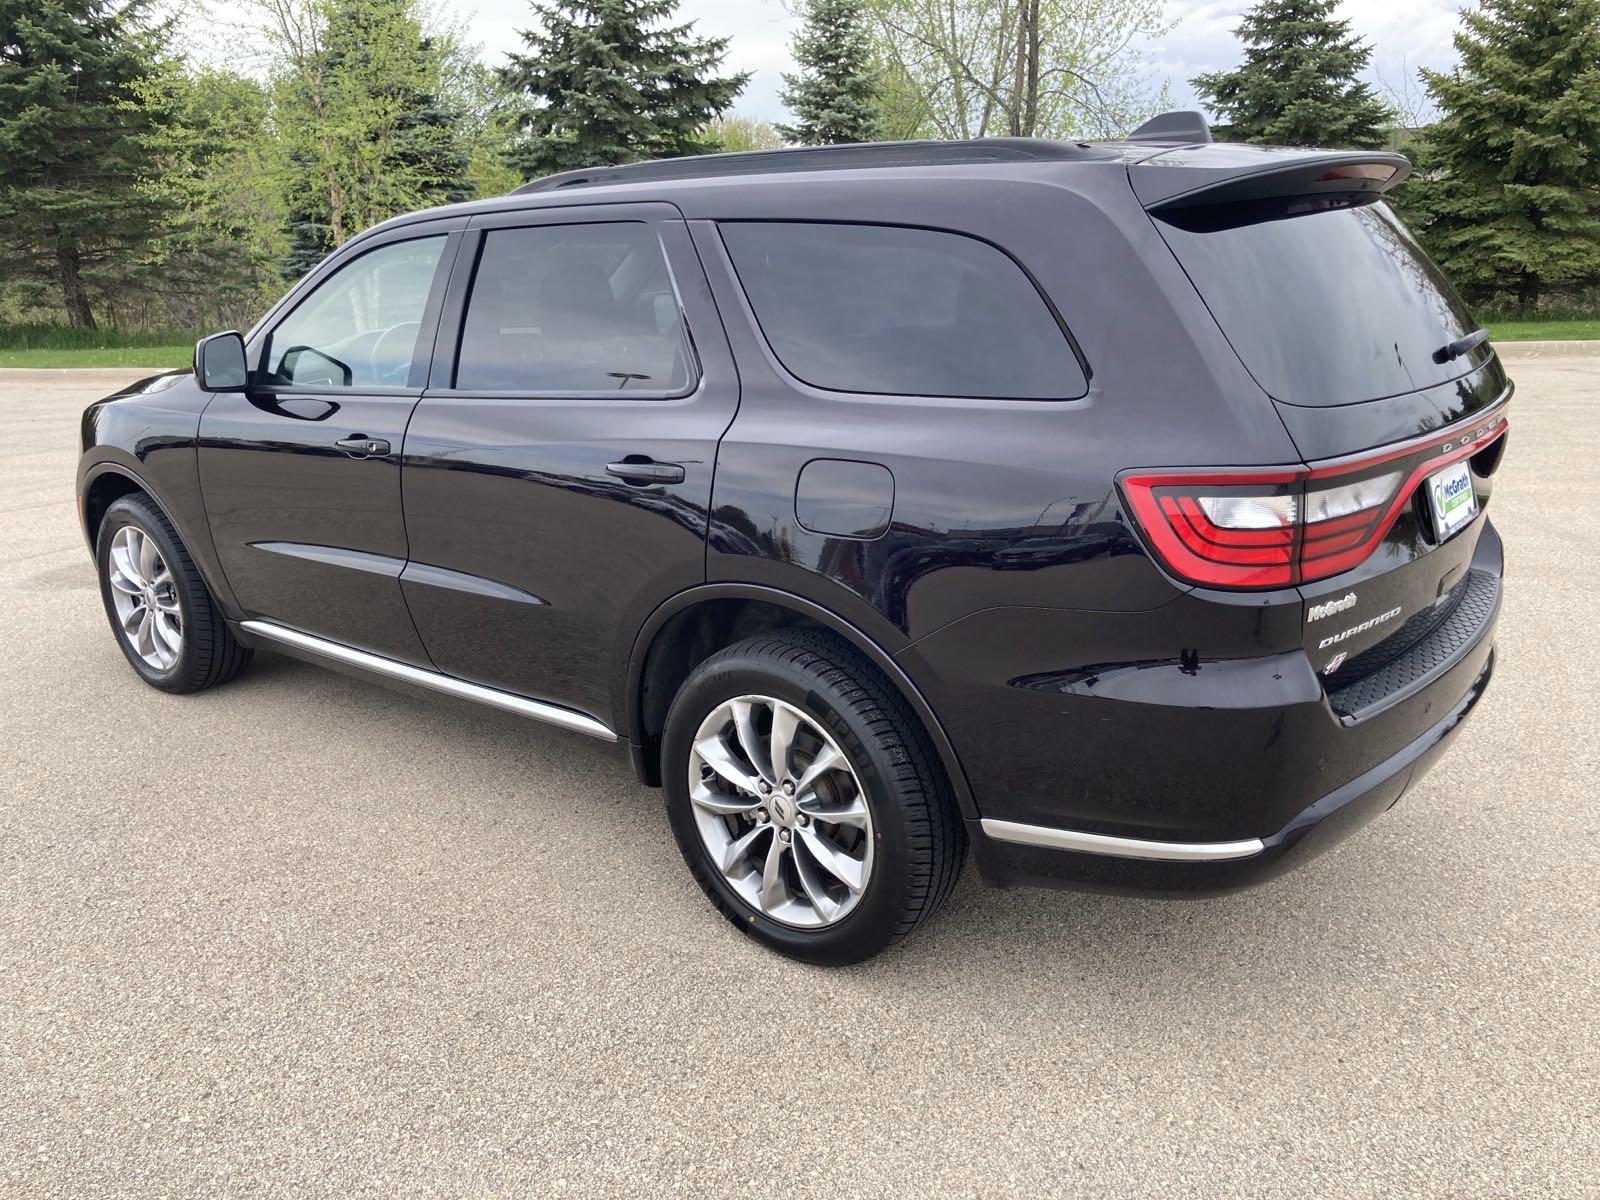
[1120,412,1508,590]
[1125,475,1301,587]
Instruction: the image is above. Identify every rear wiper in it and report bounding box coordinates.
[1433,328,1489,364]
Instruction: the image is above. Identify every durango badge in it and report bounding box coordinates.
[1318,607,1403,650]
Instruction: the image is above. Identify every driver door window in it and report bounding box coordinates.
[265,236,447,388]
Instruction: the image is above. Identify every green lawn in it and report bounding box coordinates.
[0,344,192,368]
[0,325,198,369]
[1482,318,1600,342]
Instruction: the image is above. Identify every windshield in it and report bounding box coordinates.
[1156,200,1491,407]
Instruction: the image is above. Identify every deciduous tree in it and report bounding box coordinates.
[864,0,1170,140]
[256,0,476,276]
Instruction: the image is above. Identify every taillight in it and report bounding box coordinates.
[1120,411,1508,590]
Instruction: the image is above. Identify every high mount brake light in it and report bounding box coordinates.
[1120,412,1508,590]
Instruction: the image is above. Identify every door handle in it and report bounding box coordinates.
[606,459,686,485]
[335,435,390,458]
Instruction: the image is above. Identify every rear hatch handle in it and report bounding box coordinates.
[1434,328,1489,364]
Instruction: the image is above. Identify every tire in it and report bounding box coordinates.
[662,629,964,965]
[95,493,252,694]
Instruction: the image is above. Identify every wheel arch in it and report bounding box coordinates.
[623,584,977,820]
[78,461,241,616]
[79,463,151,548]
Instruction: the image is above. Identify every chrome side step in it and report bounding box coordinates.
[980,818,1265,862]
[239,619,618,742]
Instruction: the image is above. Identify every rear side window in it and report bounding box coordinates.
[1155,200,1489,407]
[455,222,694,394]
[720,222,1087,400]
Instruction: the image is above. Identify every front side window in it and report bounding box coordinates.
[264,236,447,389]
[720,221,1088,400]
[454,222,694,394]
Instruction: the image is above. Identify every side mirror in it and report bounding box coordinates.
[195,331,248,392]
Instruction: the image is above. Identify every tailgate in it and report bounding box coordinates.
[1133,144,1512,694]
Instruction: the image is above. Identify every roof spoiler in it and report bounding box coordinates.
[1133,150,1413,212]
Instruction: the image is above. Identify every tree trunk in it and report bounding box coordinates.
[57,241,96,330]
[1516,272,1540,317]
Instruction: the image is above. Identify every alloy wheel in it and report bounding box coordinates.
[688,694,875,928]
[107,524,184,671]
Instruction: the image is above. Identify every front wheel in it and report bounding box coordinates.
[95,493,252,693]
[662,630,964,964]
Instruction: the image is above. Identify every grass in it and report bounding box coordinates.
[0,344,194,368]
[1481,318,1600,342]
[0,324,198,369]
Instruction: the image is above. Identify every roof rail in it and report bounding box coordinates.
[509,137,1118,195]
[1126,110,1213,144]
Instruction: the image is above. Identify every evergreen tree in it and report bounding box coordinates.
[500,0,749,180]
[1405,0,1600,312]
[1192,0,1392,148]
[777,0,882,145]
[0,0,172,327]
[280,151,338,282]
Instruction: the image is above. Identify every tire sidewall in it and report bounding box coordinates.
[96,500,199,689]
[662,648,923,964]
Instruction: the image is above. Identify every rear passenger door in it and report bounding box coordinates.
[400,204,738,726]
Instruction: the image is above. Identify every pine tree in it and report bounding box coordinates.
[1192,0,1392,148]
[777,0,882,145]
[0,0,172,327]
[500,0,749,180]
[1405,0,1600,313]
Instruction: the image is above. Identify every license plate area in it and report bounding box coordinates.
[1426,460,1478,542]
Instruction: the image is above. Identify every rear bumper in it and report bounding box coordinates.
[901,519,1503,895]
[969,645,1493,894]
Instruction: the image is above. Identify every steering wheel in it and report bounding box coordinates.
[369,322,421,386]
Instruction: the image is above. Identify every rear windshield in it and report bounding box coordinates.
[1155,200,1490,407]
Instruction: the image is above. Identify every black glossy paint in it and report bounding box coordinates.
[75,138,1509,897]
[398,210,738,720]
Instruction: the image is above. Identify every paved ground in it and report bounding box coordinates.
[2,359,1595,1199]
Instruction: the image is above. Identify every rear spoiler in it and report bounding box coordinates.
[1131,149,1412,213]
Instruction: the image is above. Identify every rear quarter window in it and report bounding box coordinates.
[719,221,1087,400]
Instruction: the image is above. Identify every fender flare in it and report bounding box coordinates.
[78,459,241,615]
[623,582,977,820]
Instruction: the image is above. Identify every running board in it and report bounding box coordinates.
[980,818,1264,862]
[239,619,617,742]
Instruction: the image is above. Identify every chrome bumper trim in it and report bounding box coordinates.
[979,818,1265,862]
[239,619,617,742]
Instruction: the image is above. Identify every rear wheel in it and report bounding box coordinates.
[662,630,963,964]
[95,494,252,693]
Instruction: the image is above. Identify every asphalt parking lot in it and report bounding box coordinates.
[2,353,1596,1198]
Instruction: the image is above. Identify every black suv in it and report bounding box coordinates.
[76,114,1509,963]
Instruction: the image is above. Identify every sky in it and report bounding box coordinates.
[454,0,1469,126]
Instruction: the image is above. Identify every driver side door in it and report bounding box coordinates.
[198,224,461,665]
